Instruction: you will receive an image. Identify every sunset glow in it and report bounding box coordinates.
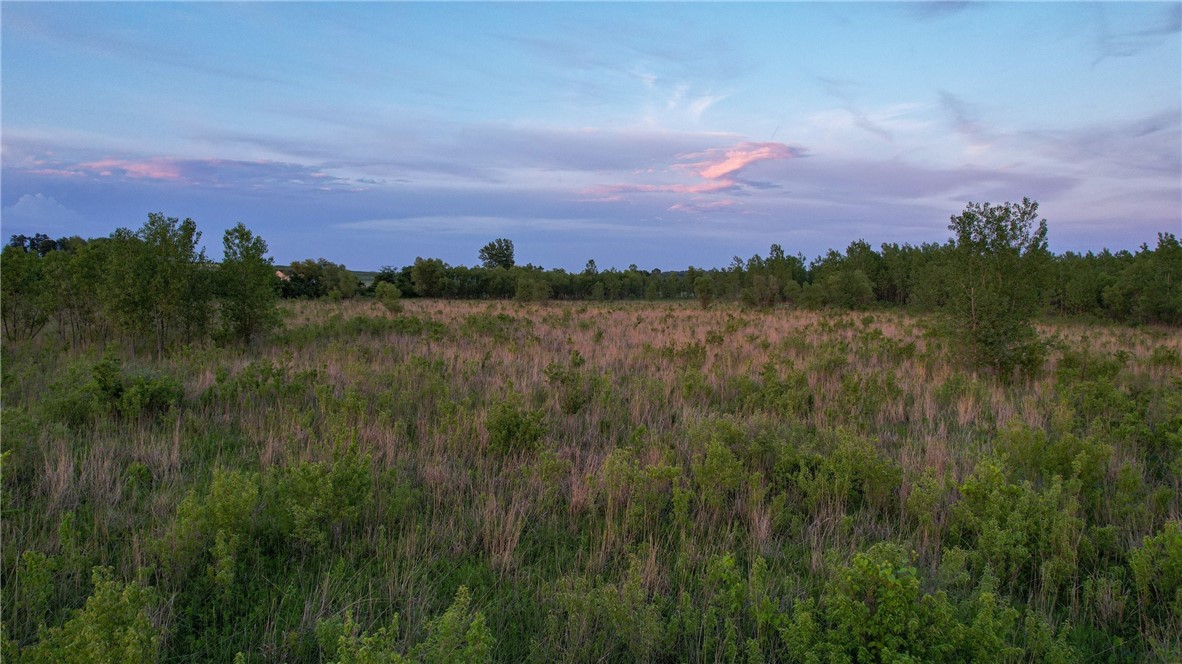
[2,2,1178,268]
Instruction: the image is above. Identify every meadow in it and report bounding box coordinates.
[2,296,1180,662]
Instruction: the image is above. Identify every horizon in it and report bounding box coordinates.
[2,2,1179,272]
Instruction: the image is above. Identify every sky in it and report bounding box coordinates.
[2,2,1180,271]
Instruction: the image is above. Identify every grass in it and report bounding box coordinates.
[2,298,1180,662]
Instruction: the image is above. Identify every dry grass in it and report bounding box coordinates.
[5,297,1180,661]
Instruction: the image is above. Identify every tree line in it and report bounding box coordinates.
[5,203,1180,356]
[347,217,1180,330]
[3,214,278,355]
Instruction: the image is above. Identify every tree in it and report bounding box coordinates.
[478,238,515,269]
[282,258,357,299]
[0,244,52,340]
[945,198,1049,378]
[694,275,715,310]
[218,223,279,345]
[1102,233,1182,325]
[100,214,211,357]
[375,281,403,313]
[411,257,447,297]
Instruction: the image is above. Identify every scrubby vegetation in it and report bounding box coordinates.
[4,298,1179,661]
[2,204,1180,662]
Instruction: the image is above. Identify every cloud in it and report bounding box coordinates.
[23,156,353,191]
[686,142,804,180]
[669,198,738,214]
[336,214,656,238]
[903,2,975,21]
[1021,109,1181,176]
[815,76,897,142]
[1,193,85,231]
[77,158,184,181]
[1092,4,1182,66]
[590,140,805,203]
[938,90,985,138]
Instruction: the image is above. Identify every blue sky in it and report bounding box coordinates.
[2,2,1179,270]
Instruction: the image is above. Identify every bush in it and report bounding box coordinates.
[321,586,493,664]
[782,543,1027,662]
[264,449,373,553]
[375,281,403,314]
[485,399,546,455]
[1128,521,1182,643]
[20,567,160,664]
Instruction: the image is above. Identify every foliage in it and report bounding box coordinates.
[944,198,1050,377]
[283,257,358,299]
[19,567,160,664]
[694,275,714,309]
[3,201,1180,662]
[478,238,515,270]
[485,398,546,455]
[0,245,53,340]
[218,222,280,344]
[322,587,493,664]
[376,281,404,313]
[411,257,448,297]
[104,213,212,357]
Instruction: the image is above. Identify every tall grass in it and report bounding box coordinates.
[2,299,1179,661]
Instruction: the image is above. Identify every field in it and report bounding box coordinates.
[3,298,1181,662]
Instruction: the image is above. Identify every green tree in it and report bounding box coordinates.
[411,257,447,297]
[0,243,52,340]
[283,258,357,299]
[217,223,280,344]
[101,214,211,357]
[694,275,715,310]
[945,198,1049,378]
[478,238,515,269]
[375,281,403,313]
[1102,233,1182,325]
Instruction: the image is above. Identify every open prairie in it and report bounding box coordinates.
[3,298,1180,661]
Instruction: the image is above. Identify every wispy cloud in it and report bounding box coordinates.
[590,140,805,202]
[336,214,660,238]
[815,76,895,142]
[1092,3,1182,66]
[686,142,803,179]
[19,156,353,190]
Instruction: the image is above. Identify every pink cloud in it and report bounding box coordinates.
[686,142,800,180]
[586,140,803,206]
[78,158,184,181]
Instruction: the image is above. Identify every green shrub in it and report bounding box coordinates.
[116,371,183,419]
[375,281,403,314]
[321,586,493,664]
[327,611,406,664]
[1128,521,1182,642]
[693,439,744,512]
[485,399,546,455]
[949,459,1083,601]
[264,448,373,553]
[535,559,665,662]
[20,567,160,664]
[411,586,495,664]
[15,550,56,635]
[44,356,182,426]
[544,351,598,415]
[782,542,1029,662]
[162,467,260,580]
